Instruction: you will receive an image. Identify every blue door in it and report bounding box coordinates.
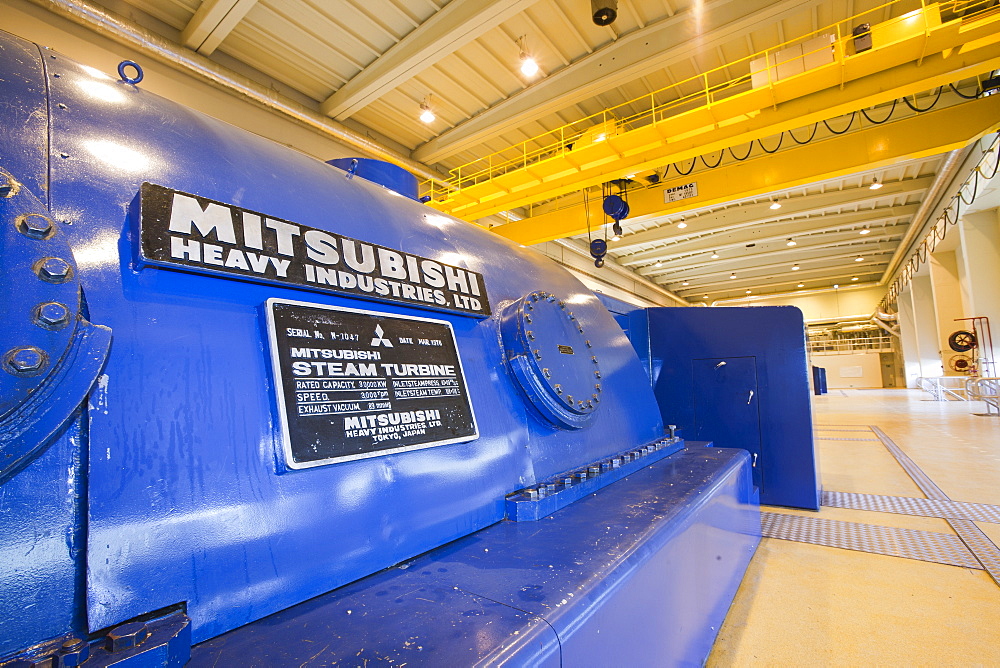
[692,357,762,489]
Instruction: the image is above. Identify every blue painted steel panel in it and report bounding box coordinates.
[638,307,820,510]
[693,356,763,488]
[0,31,666,647]
[190,448,759,666]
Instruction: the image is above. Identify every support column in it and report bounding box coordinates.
[896,287,922,387]
[928,250,967,376]
[957,208,1000,376]
[909,274,944,378]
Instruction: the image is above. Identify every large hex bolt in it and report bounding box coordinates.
[35,257,73,284]
[4,347,48,376]
[57,638,91,667]
[105,621,149,652]
[34,302,71,330]
[16,214,54,240]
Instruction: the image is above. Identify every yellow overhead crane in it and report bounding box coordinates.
[423,0,1000,244]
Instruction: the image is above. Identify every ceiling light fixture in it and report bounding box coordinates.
[655,260,663,267]
[711,251,720,259]
[859,227,871,235]
[419,96,435,124]
[769,199,781,210]
[792,264,800,270]
[677,221,688,229]
[729,273,737,280]
[833,284,840,289]
[869,178,883,190]
[611,233,621,242]
[745,289,752,294]
[682,281,689,286]
[703,295,709,299]
[852,276,859,281]
[786,238,796,247]
[516,36,540,77]
[797,283,805,288]
[855,255,864,262]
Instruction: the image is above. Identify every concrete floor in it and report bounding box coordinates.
[708,389,1000,666]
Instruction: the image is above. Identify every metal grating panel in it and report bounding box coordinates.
[823,491,1000,524]
[761,512,983,570]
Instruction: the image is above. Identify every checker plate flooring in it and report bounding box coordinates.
[761,423,1000,585]
[760,512,983,570]
[823,491,1000,524]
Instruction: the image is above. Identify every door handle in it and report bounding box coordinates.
[715,361,727,368]
[747,390,754,404]
[752,453,758,467]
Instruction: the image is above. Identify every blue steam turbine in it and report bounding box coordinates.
[0,29,759,667]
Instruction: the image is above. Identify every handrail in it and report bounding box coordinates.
[967,377,1000,414]
[421,0,998,200]
[917,375,971,401]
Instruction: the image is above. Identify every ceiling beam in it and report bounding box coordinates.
[319,0,541,121]
[411,0,820,163]
[603,176,933,251]
[490,96,1000,245]
[640,237,900,277]
[673,261,888,292]
[617,206,917,265]
[180,0,258,55]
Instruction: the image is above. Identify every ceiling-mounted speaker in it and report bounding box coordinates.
[591,0,618,26]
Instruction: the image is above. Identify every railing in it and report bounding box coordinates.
[967,377,1000,415]
[808,336,894,354]
[421,0,999,202]
[916,376,970,401]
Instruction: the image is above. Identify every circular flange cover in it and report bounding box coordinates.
[499,291,602,429]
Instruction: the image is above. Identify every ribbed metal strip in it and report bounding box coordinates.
[869,425,1000,586]
[868,426,948,499]
[815,437,881,441]
[814,429,875,432]
[823,491,1000,524]
[761,512,983,570]
[948,519,1000,581]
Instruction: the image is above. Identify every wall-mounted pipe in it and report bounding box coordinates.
[25,0,444,184]
[880,147,969,284]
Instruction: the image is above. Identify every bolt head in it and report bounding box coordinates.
[542,368,550,378]
[36,257,72,283]
[4,347,47,376]
[34,302,71,330]
[59,638,91,666]
[526,330,534,340]
[17,214,54,240]
[106,621,149,652]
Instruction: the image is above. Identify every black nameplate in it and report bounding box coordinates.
[265,299,479,468]
[137,183,490,317]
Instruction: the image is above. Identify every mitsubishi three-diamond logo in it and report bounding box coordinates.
[370,324,393,347]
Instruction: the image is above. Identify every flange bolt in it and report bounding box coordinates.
[17,214,54,240]
[105,621,149,652]
[34,302,71,330]
[4,347,47,376]
[36,257,73,283]
[58,638,90,667]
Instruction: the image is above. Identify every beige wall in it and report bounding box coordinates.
[811,352,885,389]
[718,285,885,322]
